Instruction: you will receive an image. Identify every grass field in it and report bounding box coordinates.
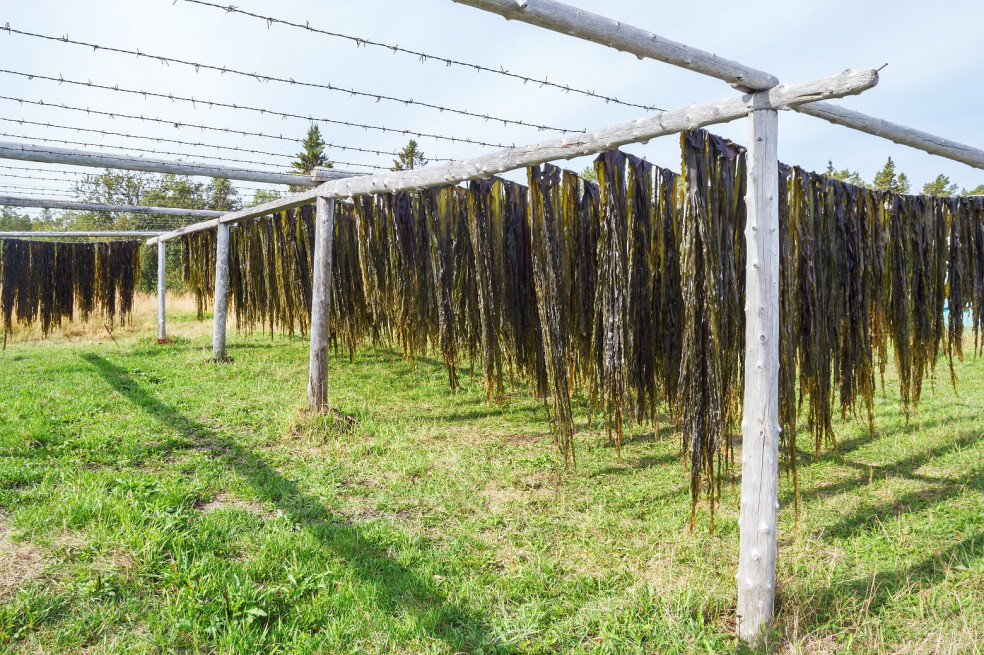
[1,295,982,654]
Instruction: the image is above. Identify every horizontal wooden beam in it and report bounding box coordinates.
[798,101,984,171]
[451,0,779,91]
[147,186,321,244]
[0,141,360,187]
[0,194,226,218]
[0,231,163,238]
[149,68,878,245]
[453,1,984,172]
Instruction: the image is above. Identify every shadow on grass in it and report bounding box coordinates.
[787,429,984,513]
[80,352,516,654]
[796,529,984,630]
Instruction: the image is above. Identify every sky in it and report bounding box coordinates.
[1,0,983,221]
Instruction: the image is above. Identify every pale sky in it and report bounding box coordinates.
[2,0,983,218]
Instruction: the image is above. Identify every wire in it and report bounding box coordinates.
[0,116,297,161]
[0,95,454,161]
[0,174,280,202]
[0,170,84,184]
[1,25,582,134]
[0,121,386,170]
[0,129,310,170]
[0,163,88,177]
[0,183,77,196]
[180,0,664,113]
[0,69,514,150]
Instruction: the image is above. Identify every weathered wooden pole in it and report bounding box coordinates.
[736,107,781,641]
[0,141,357,186]
[157,242,167,342]
[212,222,231,361]
[0,194,226,219]
[307,196,335,412]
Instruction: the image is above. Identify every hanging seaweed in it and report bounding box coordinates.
[467,179,505,403]
[496,180,548,398]
[74,242,97,322]
[791,169,838,451]
[592,151,630,451]
[181,228,216,319]
[0,238,141,345]
[777,164,799,503]
[331,202,370,360]
[427,186,465,389]
[529,163,576,468]
[947,195,984,366]
[678,130,746,527]
[653,166,683,409]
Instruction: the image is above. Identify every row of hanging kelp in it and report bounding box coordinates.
[1,238,142,346]
[179,129,984,518]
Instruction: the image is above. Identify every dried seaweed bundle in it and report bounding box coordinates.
[495,180,548,398]
[467,179,505,403]
[427,186,466,389]
[181,229,216,320]
[653,166,683,408]
[1,238,141,344]
[332,202,371,360]
[678,130,746,526]
[592,151,630,450]
[529,163,576,467]
[947,196,984,364]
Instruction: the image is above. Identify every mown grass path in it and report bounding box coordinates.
[1,306,982,653]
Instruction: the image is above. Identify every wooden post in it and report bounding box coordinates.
[308,196,335,412]
[212,222,231,361]
[157,242,167,342]
[737,107,781,641]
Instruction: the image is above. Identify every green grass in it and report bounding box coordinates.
[0,299,982,654]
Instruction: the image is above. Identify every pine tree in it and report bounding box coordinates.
[825,160,865,186]
[392,139,428,171]
[872,157,911,194]
[292,125,331,175]
[922,174,958,197]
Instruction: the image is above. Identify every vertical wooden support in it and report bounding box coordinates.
[308,196,335,412]
[212,222,231,361]
[737,107,781,641]
[156,241,167,342]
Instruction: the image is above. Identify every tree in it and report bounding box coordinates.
[291,125,331,175]
[825,160,865,186]
[962,184,984,196]
[246,189,284,207]
[203,178,240,212]
[392,139,428,171]
[67,170,244,291]
[579,165,598,183]
[922,174,958,197]
[872,157,911,194]
[71,170,149,231]
[0,207,34,231]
